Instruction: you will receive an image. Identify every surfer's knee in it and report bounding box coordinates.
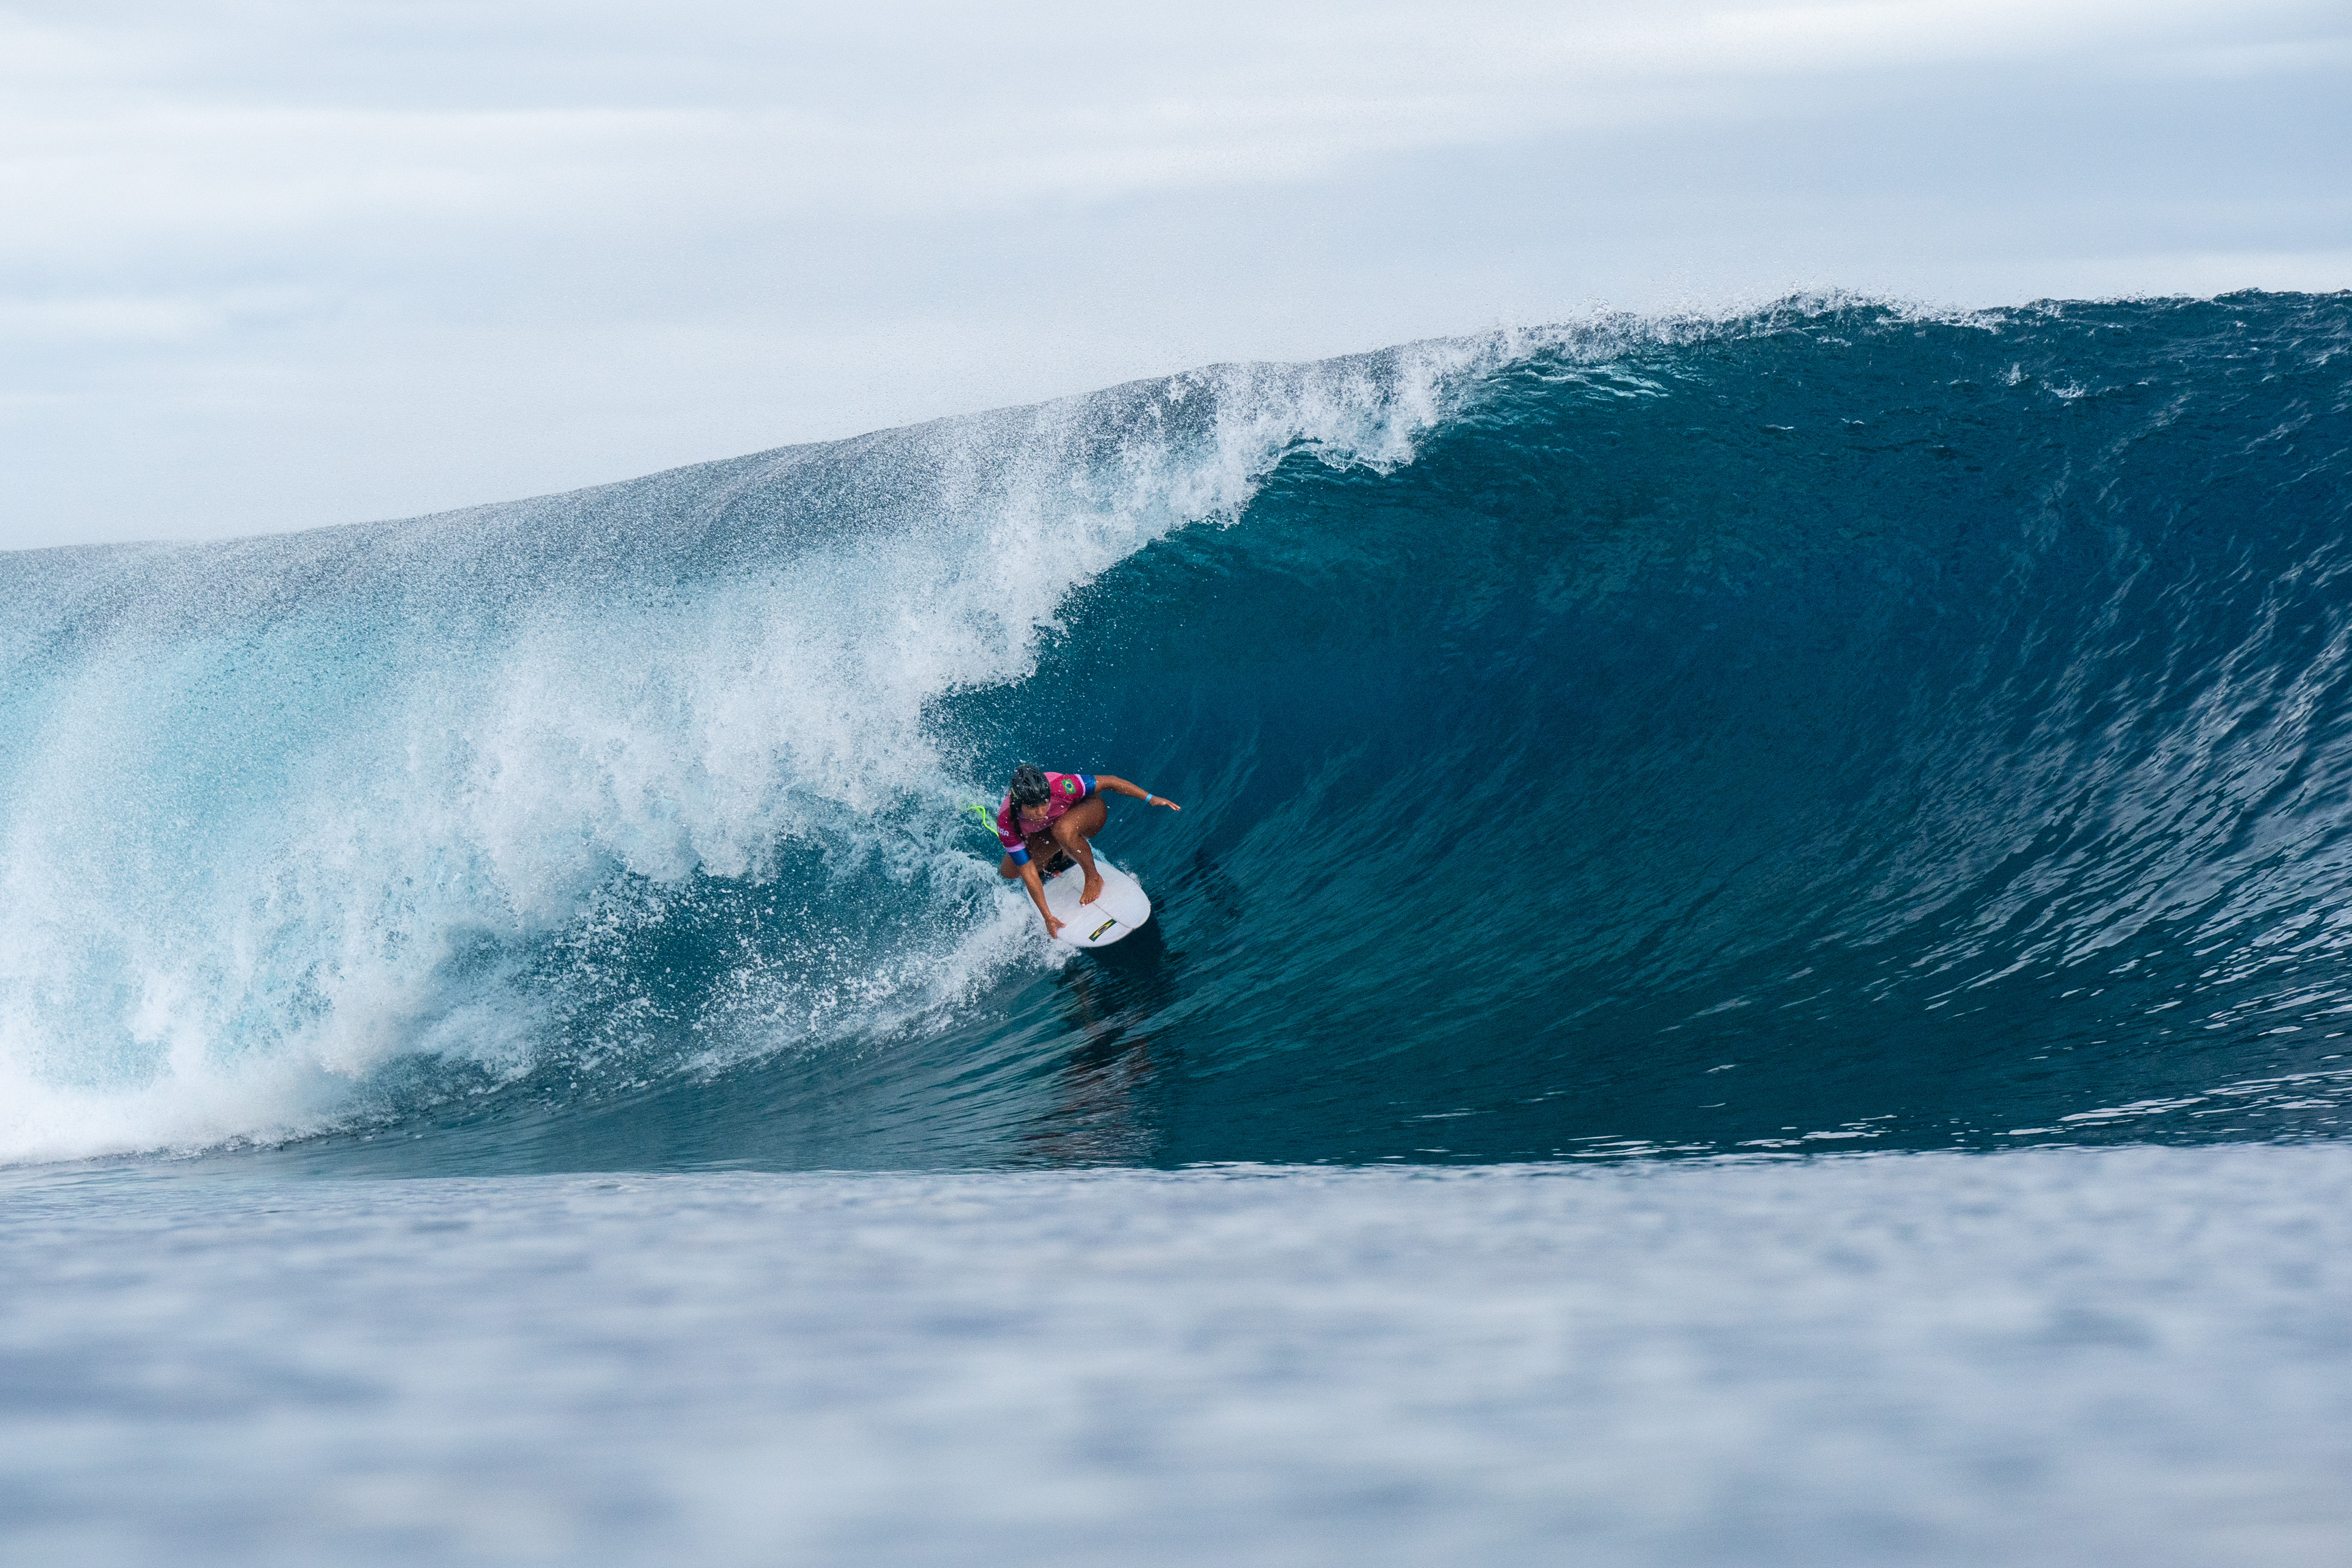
[997,856,1022,880]
[1055,796,1107,843]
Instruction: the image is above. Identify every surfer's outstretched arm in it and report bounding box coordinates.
[1093,775,1181,811]
[1056,777,1177,908]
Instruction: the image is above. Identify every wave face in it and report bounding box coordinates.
[6,295,2351,1172]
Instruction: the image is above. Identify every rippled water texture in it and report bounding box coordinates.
[5,1147,2348,1567]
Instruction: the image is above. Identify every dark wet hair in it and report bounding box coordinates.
[1009,762,1051,808]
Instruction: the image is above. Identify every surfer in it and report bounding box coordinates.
[996,764,1181,939]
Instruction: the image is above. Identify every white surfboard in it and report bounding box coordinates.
[1040,855,1152,947]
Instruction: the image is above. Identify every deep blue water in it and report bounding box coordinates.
[4,293,2351,1174]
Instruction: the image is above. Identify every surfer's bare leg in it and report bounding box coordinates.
[1052,795,1110,904]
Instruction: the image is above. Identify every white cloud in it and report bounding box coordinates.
[0,0,2345,547]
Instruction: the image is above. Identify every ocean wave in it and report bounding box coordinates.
[6,292,2351,1170]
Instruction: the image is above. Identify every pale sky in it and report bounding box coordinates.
[3,0,2346,548]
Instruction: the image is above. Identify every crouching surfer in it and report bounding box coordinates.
[996,763,1181,939]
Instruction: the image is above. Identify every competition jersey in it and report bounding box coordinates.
[995,772,1097,865]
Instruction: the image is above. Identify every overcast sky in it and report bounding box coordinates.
[3,0,2346,549]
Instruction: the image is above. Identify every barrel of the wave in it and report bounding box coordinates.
[973,769,1180,947]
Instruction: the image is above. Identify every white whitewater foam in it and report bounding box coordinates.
[0,333,1539,1165]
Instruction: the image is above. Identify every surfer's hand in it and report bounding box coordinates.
[1150,795,1181,811]
[1043,911,1063,939]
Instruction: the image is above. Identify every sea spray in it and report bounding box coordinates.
[0,338,1515,1163]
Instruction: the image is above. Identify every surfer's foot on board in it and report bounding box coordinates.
[1080,869,1105,905]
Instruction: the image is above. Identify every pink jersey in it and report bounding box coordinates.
[996,772,1097,865]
